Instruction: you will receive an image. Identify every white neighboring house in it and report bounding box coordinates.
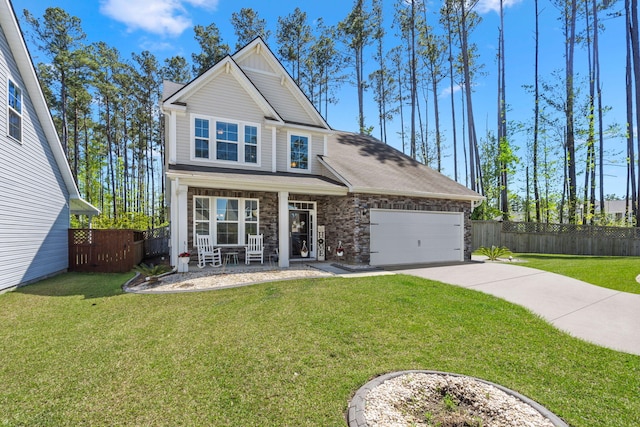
[0,0,99,292]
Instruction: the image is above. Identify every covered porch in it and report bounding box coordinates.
[166,167,348,268]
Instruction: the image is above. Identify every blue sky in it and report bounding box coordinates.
[11,0,629,197]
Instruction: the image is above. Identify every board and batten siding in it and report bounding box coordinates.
[0,25,70,291]
[174,72,273,171]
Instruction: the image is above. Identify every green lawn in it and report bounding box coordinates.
[1,272,638,426]
[513,253,640,294]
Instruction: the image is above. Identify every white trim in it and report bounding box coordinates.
[166,170,348,196]
[288,200,317,260]
[163,56,284,125]
[287,131,312,174]
[232,38,330,130]
[168,111,177,164]
[193,195,259,247]
[317,156,353,189]
[271,126,277,172]
[278,192,289,267]
[7,78,22,143]
[190,113,262,167]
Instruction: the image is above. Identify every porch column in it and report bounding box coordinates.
[170,180,188,267]
[278,191,289,268]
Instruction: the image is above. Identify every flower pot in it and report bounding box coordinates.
[178,257,189,273]
[300,250,308,258]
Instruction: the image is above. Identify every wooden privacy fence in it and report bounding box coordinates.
[472,221,640,256]
[69,229,145,273]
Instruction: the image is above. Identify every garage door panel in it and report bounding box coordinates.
[370,210,463,266]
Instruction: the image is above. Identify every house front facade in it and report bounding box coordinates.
[162,38,483,268]
[0,0,99,292]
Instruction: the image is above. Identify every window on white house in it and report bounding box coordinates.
[290,134,309,170]
[216,121,238,161]
[192,115,259,164]
[8,80,22,142]
[244,125,258,163]
[194,196,259,246]
[195,118,209,158]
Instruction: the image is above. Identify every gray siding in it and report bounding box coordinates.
[0,25,70,291]
[175,72,273,171]
[243,69,318,125]
[276,131,325,174]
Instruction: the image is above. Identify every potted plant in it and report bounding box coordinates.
[300,240,309,258]
[178,251,190,272]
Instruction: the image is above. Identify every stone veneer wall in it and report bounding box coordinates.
[188,188,279,260]
[187,188,472,265]
[317,193,473,265]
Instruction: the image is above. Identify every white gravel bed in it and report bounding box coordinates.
[364,372,557,427]
[128,264,333,292]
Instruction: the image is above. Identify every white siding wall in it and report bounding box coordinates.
[276,131,324,174]
[175,72,273,171]
[244,69,317,125]
[0,26,70,291]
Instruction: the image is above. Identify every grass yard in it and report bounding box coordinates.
[1,272,639,426]
[513,253,640,294]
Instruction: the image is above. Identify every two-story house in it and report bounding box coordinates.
[162,38,482,268]
[0,0,99,292]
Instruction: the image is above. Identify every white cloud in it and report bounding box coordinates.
[476,0,524,14]
[99,0,219,37]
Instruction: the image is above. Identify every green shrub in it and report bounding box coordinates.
[476,245,512,261]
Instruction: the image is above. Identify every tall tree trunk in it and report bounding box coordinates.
[627,0,638,220]
[565,0,578,223]
[533,0,541,222]
[410,0,417,158]
[460,0,480,193]
[631,0,640,222]
[446,8,459,182]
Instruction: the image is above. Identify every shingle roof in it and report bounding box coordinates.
[319,132,483,201]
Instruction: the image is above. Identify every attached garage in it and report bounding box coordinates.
[369,209,464,266]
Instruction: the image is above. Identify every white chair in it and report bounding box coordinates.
[245,234,264,264]
[196,234,222,268]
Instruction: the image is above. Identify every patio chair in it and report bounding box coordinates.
[196,234,222,268]
[245,234,264,264]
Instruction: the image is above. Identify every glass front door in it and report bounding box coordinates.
[290,210,310,258]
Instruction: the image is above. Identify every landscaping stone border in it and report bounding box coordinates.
[346,370,569,427]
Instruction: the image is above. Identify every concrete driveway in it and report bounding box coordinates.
[393,260,640,356]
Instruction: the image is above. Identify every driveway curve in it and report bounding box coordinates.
[394,260,640,356]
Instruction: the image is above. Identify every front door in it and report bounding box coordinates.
[290,210,310,259]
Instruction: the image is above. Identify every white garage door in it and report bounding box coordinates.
[370,209,464,266]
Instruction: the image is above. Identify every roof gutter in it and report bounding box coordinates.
[166,171,348,196]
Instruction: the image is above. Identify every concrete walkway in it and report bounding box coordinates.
[394,260,640,356]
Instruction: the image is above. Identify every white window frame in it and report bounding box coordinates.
[193,195,259,246]
[287,131,312,173]
[7,79,22,143]
[194,117,210,159]
[190,114,261,166]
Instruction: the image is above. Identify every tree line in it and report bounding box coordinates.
[21,0,637,228]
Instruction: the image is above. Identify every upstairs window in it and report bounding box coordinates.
[216,121,238,161]
[244,125,258,164]
[194,118,209,158]
[289,134,309,171]
[8,80,22,142]
[192,115,259,165]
